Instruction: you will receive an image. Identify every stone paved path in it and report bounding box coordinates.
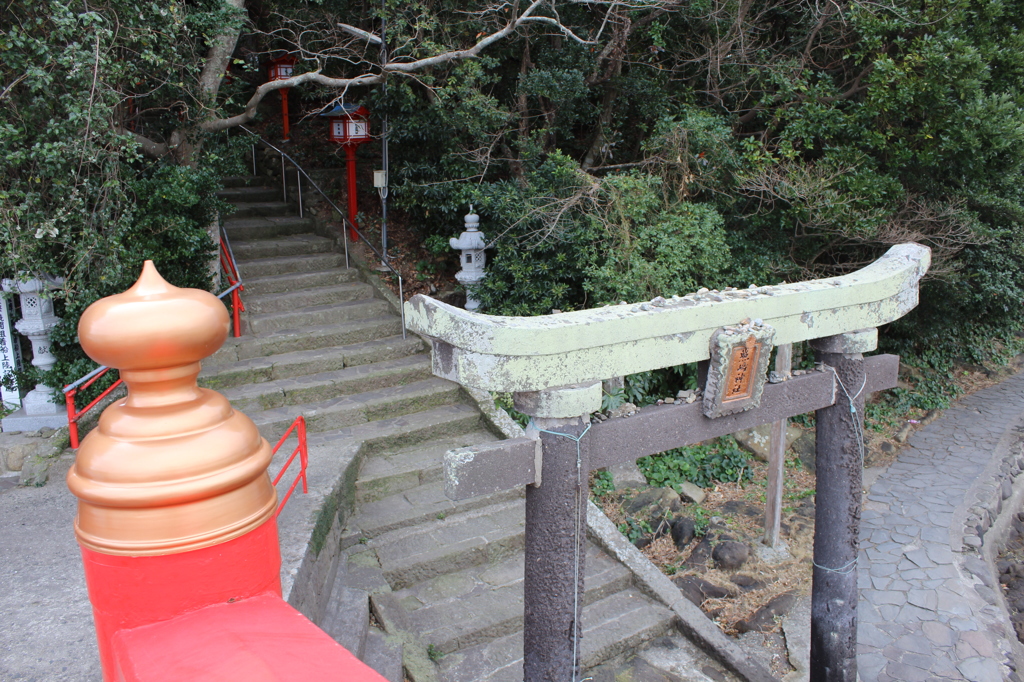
[858,369,1024,682]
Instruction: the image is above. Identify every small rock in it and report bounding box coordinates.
[894,422,913,443]
[670,517,696,549]
[735,591,798,633]
[730,574,765,591]
[673,575,731,606]
[677,481,706,505]
[626,487,681,515]
[1003,480,1013,500]
[607,461,647,490]
[733,424,802,462]
[607,402,638,418]
[685,394,697,404]
[664,397,675,404]
[684,537,714,569]
[19,454,53,487]
[712,541,750,570]
[792,432,816,472]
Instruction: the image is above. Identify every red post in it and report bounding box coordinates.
[67,262,280,680]
[345,144,359,241]
[65,389,79,449]
[231,289,241,337]
[280,88,291,141]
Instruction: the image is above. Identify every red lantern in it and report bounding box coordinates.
[321,105,372,241]
[267,55,297,141]
[325,105,371,145]
[267,54,296,82]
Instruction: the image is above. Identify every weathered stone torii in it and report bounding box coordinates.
[405,243,930,682]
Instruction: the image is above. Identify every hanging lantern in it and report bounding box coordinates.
[321,104,373,241]
[322,105,371,146]
[267,54,297,82]
[267,55,298,141]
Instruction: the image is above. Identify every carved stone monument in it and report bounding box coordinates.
[0,294,22,410]
[1,275,67,431]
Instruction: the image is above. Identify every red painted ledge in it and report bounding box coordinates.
[112,593,389,682]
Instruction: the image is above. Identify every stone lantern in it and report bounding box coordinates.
[1,274,66,431]
[450,206,487,311]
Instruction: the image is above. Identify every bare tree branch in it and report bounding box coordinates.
[337,22,383,45]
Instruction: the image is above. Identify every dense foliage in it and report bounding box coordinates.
[4,0,1024,400]
[1,0,244,396]
[308,0,1024,359]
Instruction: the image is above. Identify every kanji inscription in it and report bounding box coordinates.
[703,321,775,419]
[723,335,760,402]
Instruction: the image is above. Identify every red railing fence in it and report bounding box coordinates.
[271,416,309,516]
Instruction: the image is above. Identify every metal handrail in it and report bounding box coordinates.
[240,125,406,339]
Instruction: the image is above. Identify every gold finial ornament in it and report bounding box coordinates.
[67,261,277,556]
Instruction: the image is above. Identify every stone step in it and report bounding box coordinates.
[436,588,676,682]
[242,268,361,296]
[245,283,377,315]
[321,585,371,659]
[250,377,465,438]
[356,429,499,504]
[221,175,271,188]
[384,544,632,657]
[365,496,526,589]
[211,316,403,362]
[247,299,392,335]
[237,253,346,279]
[308,404,484,458]
[362,628,403,682]
[200,335,427,390]
[231,234,334,261]
[230,201,293,218]
[217,186,281,203]
[224,216,316,241]
[222,354,433,413]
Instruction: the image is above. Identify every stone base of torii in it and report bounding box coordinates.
[406,243,931,682]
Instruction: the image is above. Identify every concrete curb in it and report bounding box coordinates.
[587,501,779,682]
[972,427,1024,673]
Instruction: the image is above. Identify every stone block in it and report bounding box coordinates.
[0,429,66,473]
[733,423,803,462]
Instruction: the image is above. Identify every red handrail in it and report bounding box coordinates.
[64,368,123,449]
[271,416,308,516]
[219,235,245,338]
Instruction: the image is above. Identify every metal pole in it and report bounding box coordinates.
[764,343,792,548]
[379,4,390,261]
[281,153,287,203]
[251,144,257,176]
[523,416,589,682]
[345,145,359,241]
[809,335,866,682]
[343,225,350,270]
[297,167,303,218]
[398,277,405,339]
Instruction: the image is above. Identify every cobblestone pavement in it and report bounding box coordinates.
[0,455,100,681]
[858,370,1024,682]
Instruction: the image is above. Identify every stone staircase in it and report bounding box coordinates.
[201,176,739,682]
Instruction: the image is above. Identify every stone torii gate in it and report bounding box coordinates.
[405,243,930,682]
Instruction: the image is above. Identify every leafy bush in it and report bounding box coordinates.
[637,436,751,490]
